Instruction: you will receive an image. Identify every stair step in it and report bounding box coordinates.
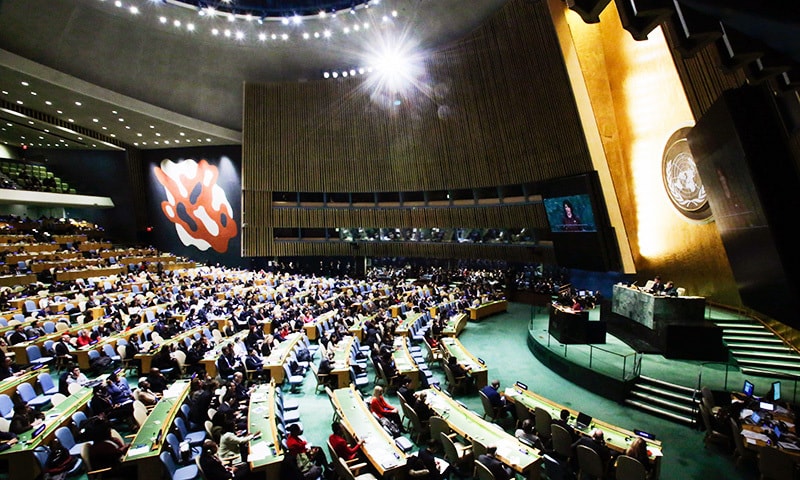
[714,322,764,329]
[737,359,800,370]
[723,335,784,344]
[632,384,697,406]
[638,375,697,395]
[721,329,777,337]
[629,391,697,414]
[726,343,794,353]
[730,351,800,362]
[624,399,695,425]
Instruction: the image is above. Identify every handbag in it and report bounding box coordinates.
[296,452,313,472]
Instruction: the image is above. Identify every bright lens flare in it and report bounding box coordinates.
[362,36,426,98]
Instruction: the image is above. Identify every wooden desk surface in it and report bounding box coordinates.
[504,384,664,476]
[442,313,468,337]
[247,383,283,474]
[439,337,488,388]
[423,387,541,479]
[330,385,407,477]
[124,379,191,463]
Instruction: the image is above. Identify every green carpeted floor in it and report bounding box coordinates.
[3,301,760,479]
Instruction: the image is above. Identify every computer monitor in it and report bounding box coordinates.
[772,381,781,402]
[743,380,754,397]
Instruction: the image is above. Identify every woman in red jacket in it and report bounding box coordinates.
[369,386,404,432]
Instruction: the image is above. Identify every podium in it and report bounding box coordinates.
[548,305,606,344]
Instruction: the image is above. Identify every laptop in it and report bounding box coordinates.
[575,412,593,430]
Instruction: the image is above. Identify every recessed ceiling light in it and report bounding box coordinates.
[110,134,116,137]
[112,110,118,114]
[45,100,52,105]
[75,101,82,106]
[16,100,23,105]
[118,118,124,122]
[21,81,29,86]
[206,138,211,142]
[134,142,139,146]
[93,118,99,122]
[149,125,155,129]
[164,140,170,144]
[155,133,161,136]
[137,133,142,137]
[187,23,195,31]
[43,129,49,132]
[1,91,8,95]
[159,16,167,24]
[179,132,185,136]
[125,126,130,129]
[57,110,62,114]
[77,137,83,140]
[102,126,107,130]
[173,20,181,27]
[258,33,266,41]
[68,119,74,122]
[129,6,139,14]
[30,91,37,96]
[212,28,220,36]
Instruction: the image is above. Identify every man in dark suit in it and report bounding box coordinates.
[480,379,516,420]
[572,428,611,469]
[8,325,27,345]
[477,445,514,480]
[552,409,578,442]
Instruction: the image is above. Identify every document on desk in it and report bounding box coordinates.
[741,430,770,443]
[779,442,800,451]
[128,445,150,456]
[247,441,270,462]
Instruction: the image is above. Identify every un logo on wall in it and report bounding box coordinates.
[662,127,712,223]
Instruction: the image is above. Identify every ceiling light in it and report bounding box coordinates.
[350,69,356,75]
[212,28,219,35]
[45,100,52,105]
[155,133,161,136]
[16,100,23,105]
[129,6,139,14]
[30,91,37,96]
[363,23,369,29]
[314,32,320,38]
[159,16,167,24]
[150,125,155,128]
[137,133,142,137]
[258,33,266,41]
[227,14,234,22]
[118,118,124,122]
[343,27,350,34]
[28,121,34,125]
[236,31,244,40]
[332,72,339,78]
[173,20,181,27]
[57,110,62,113]
[179,132,185,136]
[74,101,82,106]
[319,10,326,18]
[93,118,99,122]
[282,18,289,25]
[281,33,288,40]
[392,11,398,17]
[323,72,330,78]
[292,15,302,25]
[114,1,122,7]
[163,140,169,144]
[187,23,195,31]
[206,138,211,142]
[302,33,309,40]
[353,25,360,31]
[224,29,231,38]
[68,119,74,122]
[21,81,29,86]
[323,30,331,38]
[342,71,349,77]
[1,91,7,95]
[102,126,107,130]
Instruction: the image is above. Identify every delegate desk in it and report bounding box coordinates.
[123,379,192,480]
[441,313,468,337]
[70,323,151,369]
[504,383,664,478]
[395,311,424,338]
[246,383,283,477]
[392,336,421,390]
[54,265,126,281]
[263,332,305,385]
[200,330,248,378]
[0,273,37,287]
[423,386,542,480]
[439,337,488,389]
[0,383,93,480]
[548,304,606,344]
[0,368,45,398]
[135,326,202,374]
[611,284,705,330]
[330,386,408,478]
[306,310,336,342]
[467,300,508,321]
[328,335,358,389]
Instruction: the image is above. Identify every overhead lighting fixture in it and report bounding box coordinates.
[74,101,82,106]
[129,6,139,14]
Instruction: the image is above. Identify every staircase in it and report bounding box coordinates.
[624,375,698,426]
[713,317,800,376]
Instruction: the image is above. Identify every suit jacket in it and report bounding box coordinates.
[573,436,611,466]
[477,454,513,480]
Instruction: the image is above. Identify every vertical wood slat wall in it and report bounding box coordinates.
[241,0,595,257]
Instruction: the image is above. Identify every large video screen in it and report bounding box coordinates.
[543,194,597,233]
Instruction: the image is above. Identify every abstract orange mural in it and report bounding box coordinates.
[154,158,237,253]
